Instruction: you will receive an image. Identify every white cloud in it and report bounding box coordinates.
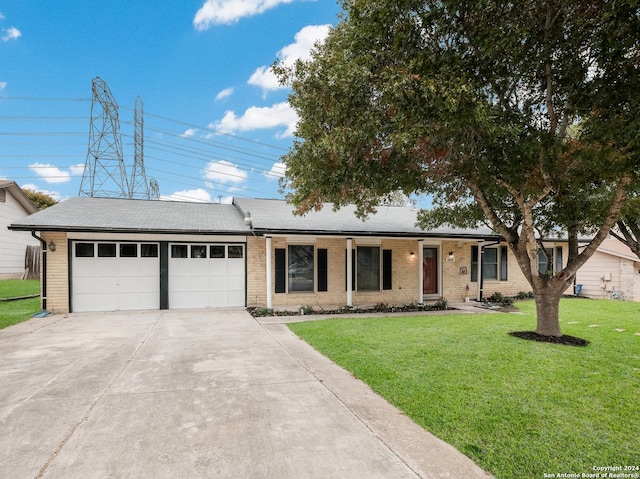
[29,163,71,184]
[265,161,286,180]
[181,128,197,137]
[213,101,298,137]
[0,82,6,93]
[248,24,331,93]
[0,13,5,20]
[160,188,212,202]
[2,26,21,42]
[203,160,248,184]
[69,163,86,176]
[193,0,294,29]
[215,87,235,101]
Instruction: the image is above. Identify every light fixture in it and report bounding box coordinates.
[48,241,56,252]
[446,251,455,262]
[409,251,415,258]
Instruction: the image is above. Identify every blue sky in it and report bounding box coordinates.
[0,0,343,203]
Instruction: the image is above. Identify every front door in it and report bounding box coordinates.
[423,247,438,295]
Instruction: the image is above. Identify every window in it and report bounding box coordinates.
[141,244,158,257]
[210,245,225,258]
[228,245,244,259]
[471,245,508,281]
[288,245,314,292]
[345,247,389,291]
[538,247,563,275]
[120,244,138,258]
[191,245,206,259]
[483,248,498,280]
[357,246,380,291]
[75,243,94,257]
[98,243,116,257]
[171,245,188,258]
[274,246,328,293]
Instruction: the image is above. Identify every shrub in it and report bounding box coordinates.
[432,298,449,310]
[300,305,314,315]
[374,302,390,312]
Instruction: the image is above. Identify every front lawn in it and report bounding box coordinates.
[288,298,640,479]
[0,279,41,330]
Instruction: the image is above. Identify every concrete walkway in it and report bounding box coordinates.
[0,309,491,478]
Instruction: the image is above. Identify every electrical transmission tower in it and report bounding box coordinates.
[79,77,130,198]
[129,95,150,199]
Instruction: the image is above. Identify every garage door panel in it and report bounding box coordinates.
[169,243,245,309]
[227,290,245,307]
[140,276,159,293]
[95,293,118,311]
[74,259,95,278]
[210,277,228,291]
[72,242,160,313]
[119,276,139,291]
[227,275,244,290]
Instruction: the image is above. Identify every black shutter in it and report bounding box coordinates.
[275,248,286,293]
[317,248,328,292]
[382,249,392,290]
[500,246,508,281]
[471,245,478,282]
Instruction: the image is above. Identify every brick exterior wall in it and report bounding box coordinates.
[247,236,557,309]
[41,232,69,313]
[41,231,567,313]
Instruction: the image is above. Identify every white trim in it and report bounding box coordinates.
[354,238,381,246]
[266,236,272,309]
[346,238,353,307]
[285,235,317,244]
[418,240,424,304]
[69,232,247,243]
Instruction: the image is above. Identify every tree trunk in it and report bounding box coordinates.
[534,290,563,337]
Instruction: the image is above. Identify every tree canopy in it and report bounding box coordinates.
[22,188,58,210]
[277,0,640,336]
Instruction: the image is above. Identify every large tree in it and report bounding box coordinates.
[277,0,640,336]
[22,188,57,210]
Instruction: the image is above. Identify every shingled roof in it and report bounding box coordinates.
[233,198,499,239]
[9,196,250,234]
[10,195,501,240]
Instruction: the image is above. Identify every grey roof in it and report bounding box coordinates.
[9,196,250,234]
[234,198,499,239]
[0,180,38,214]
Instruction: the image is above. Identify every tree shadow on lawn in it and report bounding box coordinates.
[508,331,590,347]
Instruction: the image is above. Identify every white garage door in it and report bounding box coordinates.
[169,243,245,309]
[72,242,160,312]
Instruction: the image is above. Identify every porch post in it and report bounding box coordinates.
[346,238,353,307]
[418,239,424,304]
[266,236,272,309]
[477,241,483,302]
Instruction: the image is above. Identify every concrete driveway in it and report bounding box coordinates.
[0,309,490,479]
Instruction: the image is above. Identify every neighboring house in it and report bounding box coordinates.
[576,238,640,302]
[9,196,569,313]
[0,180,39,279]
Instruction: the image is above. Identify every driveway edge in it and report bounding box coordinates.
[260,322,493,479]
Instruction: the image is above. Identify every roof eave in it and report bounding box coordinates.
[250,227,502,240]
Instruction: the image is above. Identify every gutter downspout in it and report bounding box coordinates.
[31,231,47,310]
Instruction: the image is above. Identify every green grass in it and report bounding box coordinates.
[0,279,41,329]
[289,298,640,479]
